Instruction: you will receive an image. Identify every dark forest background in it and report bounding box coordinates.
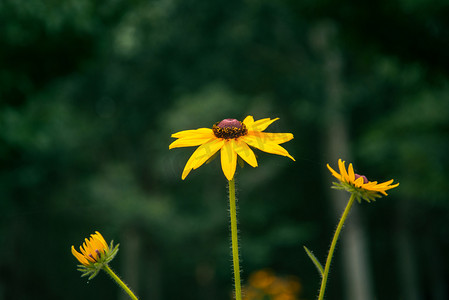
[1,0,449,299]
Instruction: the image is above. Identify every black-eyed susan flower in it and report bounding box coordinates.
[169,116,295,180]
[327,159,399,203]
[307,160,400,300]
[71,232,138,299]
[71,231,119,279]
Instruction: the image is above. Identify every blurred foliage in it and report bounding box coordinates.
[1,0,449,299]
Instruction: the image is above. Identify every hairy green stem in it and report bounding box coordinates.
[228,178,242,300]
[103,264,139,300]
[318,193,356,300]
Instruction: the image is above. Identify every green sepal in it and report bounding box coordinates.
[331,182,383,203]
[77,264,102,280]
[304,246,324,277]
[105,241,120,264]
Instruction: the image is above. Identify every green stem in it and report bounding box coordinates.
[103,264,139,300]
[318,193,356,300]
[228,178,242,300]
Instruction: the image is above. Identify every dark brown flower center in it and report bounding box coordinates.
[355,174,368,184]
[212,118,248,139]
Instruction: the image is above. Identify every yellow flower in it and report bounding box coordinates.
[71,231,119,279]
[169,116,295,180]
[327,159,399,202]
[243,269,302,300]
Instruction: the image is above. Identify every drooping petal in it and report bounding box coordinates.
[234,139,258,168]
[247,131,294,144]
[241,135,295,161]
[181,138,225,180]
[245,118,279,132]
[171,128,214,138]
[190,140,226,170]
[221,141,238,180]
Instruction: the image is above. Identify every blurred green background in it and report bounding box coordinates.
[1,0,449,299]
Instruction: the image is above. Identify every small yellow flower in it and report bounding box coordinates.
[327,159,399,202]
[71,231,119,279]
[169,116,295,180]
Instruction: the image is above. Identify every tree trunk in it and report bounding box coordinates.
[311,21,375,300]
[120,227,141,300]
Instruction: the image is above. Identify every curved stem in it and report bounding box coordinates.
[103,264,139,300]
[228,178,242,300]
[318,193,356,300]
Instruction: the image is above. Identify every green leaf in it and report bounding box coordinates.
[304,246,324,277]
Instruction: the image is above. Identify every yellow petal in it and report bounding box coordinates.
[242,115,254,126]
[363,182,379,189]
[247,131,293,144]
[91,238,106,255]
[246,118,279,132]
[81,240,90,255]
[353,176,365,187]
[220,141,237,180]
[338,160,350,183]
[171,128,214,138]
[389,182,400,188]
[169,136,215,149]
[376,179,395,186]
[93,231,109,250]
[380,182,400,190]
[71,246,89,266]
[234,139,258,167]
[80,244,96,263]
[261,142,295,161]
[327,164,342,180]
[347,163,355,182]
[241,135,295,160]
[84,243,98,261]
[181,138,225,180]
